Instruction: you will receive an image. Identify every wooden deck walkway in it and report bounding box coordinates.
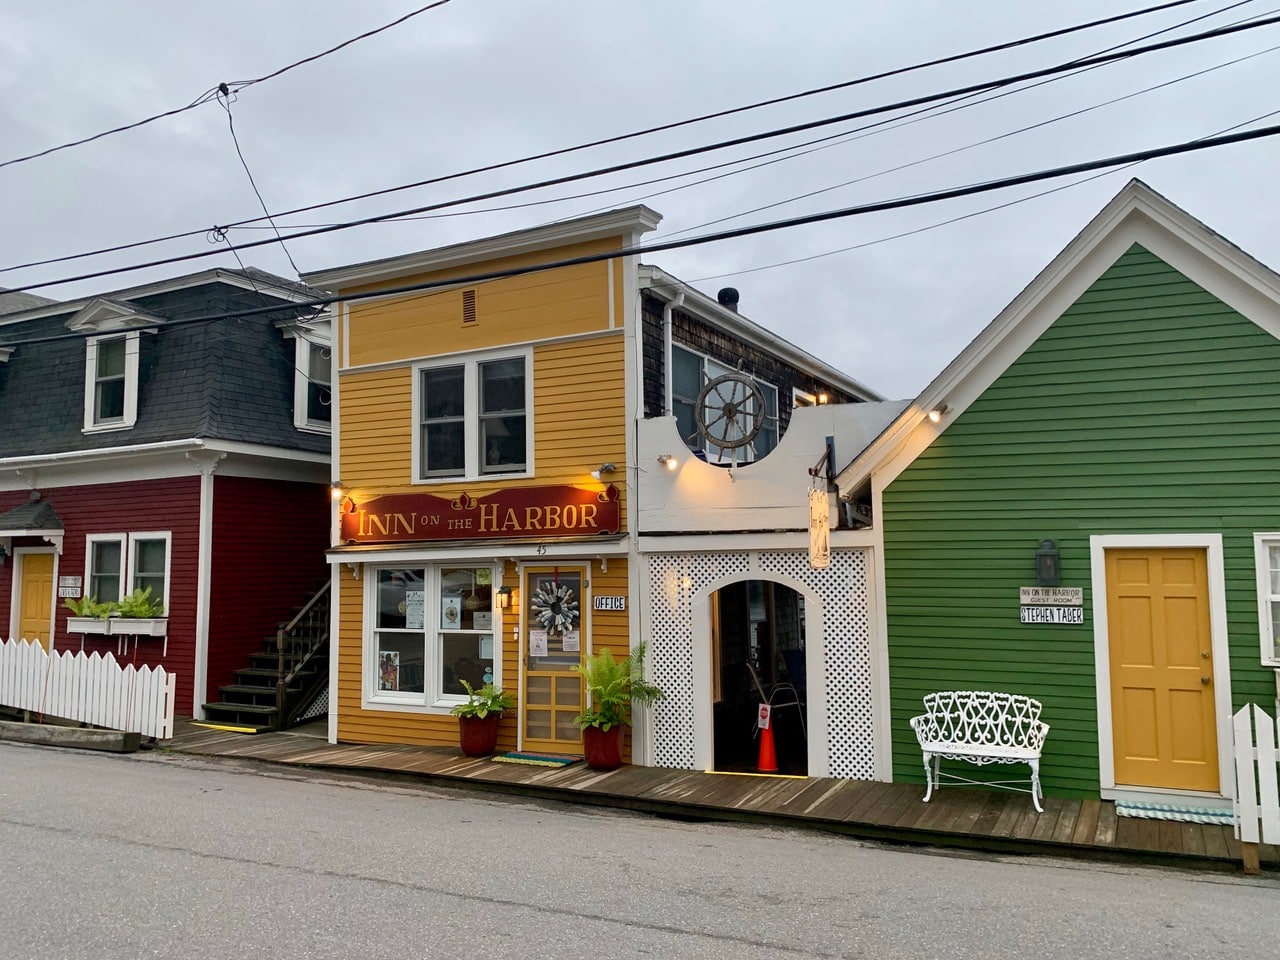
[164,723,1278,873]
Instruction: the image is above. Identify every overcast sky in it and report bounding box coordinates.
[1,1,1277,399]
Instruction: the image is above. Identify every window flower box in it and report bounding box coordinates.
[65,616,111,636]
[108,617,167,637]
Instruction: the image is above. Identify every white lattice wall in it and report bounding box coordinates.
[645,549,874,779]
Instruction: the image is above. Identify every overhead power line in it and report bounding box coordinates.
[6,8,1279,297]
[0,1,454,173]
[3,121,1278,351]
[0,0,1218,276]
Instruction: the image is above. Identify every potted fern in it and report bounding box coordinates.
[574,642,664,771]
[450,680,514,757]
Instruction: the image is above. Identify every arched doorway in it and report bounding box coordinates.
[711,579,807,774]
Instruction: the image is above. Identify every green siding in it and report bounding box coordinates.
[883,244,1280,797]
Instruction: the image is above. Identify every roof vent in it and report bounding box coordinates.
[716,287,740,312]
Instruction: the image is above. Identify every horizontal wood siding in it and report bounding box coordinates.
[206,477,330,707]
[336,558,632,749]
[346,243,620,368]
[0,478,202,714]
[338,368,413,489]
[883,244,1280,796]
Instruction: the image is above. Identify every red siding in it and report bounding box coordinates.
[206,477,329,708]
[0,478,202,712]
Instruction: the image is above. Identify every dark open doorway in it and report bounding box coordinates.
[711,580,807,775]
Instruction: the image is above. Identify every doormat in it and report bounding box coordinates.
[492,752,582,767]
[1114,801,1234,825]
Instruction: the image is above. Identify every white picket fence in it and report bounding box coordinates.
[1232,704,1280,851]
[0,638,175,740]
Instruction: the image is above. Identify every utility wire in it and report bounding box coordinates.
[7,10,1278,296]
[3,120,1278,349]
[0,1,454,173]
[216,86,301,276]
[0,0,1217,276]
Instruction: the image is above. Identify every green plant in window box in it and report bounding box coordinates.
[115,587,165,618]
[573,642,665,771]
[63,595,115,635]
[451,680,514,757]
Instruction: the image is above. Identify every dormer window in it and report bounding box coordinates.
[84,332,140,433]
[277,316,333,434]
[298,338,332,431]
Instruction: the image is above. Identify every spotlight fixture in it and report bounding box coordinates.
[657,454,678,471]
[927,404,949,424]
[590,462,618,481]
[330,480,345,500]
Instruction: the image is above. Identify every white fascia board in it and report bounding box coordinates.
[639,265,883,402]
[0,269,315,329]
[301,206,664,290]
[834,178,1280,498]
[327,537,630,565]
[638,529,875,554]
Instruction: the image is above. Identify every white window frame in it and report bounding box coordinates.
[362,563,503,712]
[670,343,779,464]
[293,336,333,433]
[83,531,172,612]
[83,332,140,433]
[411,348,533,483]
[1253,533,1280,666]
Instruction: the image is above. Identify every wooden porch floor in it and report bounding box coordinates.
[163,722,1278,873]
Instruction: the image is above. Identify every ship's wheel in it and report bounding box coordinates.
[694,372,765,457]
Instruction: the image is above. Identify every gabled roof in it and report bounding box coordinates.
[64,298,167,333]
[0,497,64,533]
[834,179,1280,497]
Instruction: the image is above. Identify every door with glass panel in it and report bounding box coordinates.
[521,566,585,754]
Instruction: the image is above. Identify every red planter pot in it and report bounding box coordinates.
[458,714,500,757]
[582,724,624,771]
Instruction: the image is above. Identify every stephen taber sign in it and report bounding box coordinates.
[339,485,621,544]
[1018,585,1084,626]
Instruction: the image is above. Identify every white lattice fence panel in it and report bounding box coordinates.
[1233,704,1280,845]
[645,550,874,779]
[648,553,749,769]
[758,550,874,780]
[0,638,176,740]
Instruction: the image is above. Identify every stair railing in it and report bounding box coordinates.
[274,581,331,730]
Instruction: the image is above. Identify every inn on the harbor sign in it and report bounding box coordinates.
[339,485,621,544]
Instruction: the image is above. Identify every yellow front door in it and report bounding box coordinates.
[1106,547,1218,792]
[521,566,585,754]
[18,552,55,650]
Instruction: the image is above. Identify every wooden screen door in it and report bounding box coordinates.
[1106,547,1218,792]
[521,565,585,754]
[18,552,56,650]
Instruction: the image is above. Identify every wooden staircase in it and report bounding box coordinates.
[201,583,330,732]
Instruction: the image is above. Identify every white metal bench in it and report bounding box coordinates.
[910,690,1050,812]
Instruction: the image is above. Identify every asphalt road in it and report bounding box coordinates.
[2,741,1277,960]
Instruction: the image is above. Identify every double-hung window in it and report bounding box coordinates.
[84,332,141,432]
[84,532,171,610]
[417,352,530,480]
[368,565,499,708]
[297,338,332,431]
[1252,533,1280,665]
[671,344,778,463]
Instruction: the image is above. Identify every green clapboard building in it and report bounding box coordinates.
[836,180,1280,807]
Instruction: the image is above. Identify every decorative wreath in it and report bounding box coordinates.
[530,580,579,635]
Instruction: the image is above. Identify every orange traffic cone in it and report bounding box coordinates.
[756,704,779,773]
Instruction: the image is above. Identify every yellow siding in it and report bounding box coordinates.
[346,241,623,369]
[336,559,634,752]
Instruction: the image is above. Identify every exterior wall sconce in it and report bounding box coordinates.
[817,392,829,405]
[590,462,617,481]
[927,404,949,424]
[496,585,513,610]
[330,480,345,500]
[657,454,678,471]
[0,543,7,566]
[1036,539,1061,586]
